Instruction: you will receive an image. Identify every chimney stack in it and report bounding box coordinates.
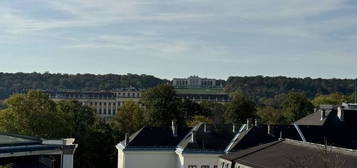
[320,110,326,121]
[171,120,177,137]
[204,124,207,133]
[337,106,344,121]
[124,133,129,146]
[232,124,236,133]
[267,124,271,135]
[279,130,283,140]
[254,119,258,126]
[191,131,197,143]
[246,119,250,130]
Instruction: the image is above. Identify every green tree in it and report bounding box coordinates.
[200,101,226,124]
[0,90,69,138]
[85,122,116,168]
[312,93,351,106]
[224,92,256,124]
[281,92,314,123]
[0,91,117,168]
[256,106,284,124]
[56,100,107,168]
[178,99,202,122]
[111,101,145,136]
[0,164,13,168]
[141,84,183,126]
[186,115,213,127]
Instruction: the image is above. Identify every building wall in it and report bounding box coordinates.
[119,151,177,168]
[219,158,232,168]
[173,76,218,88]
[118,150,125,168]
[48,90,142,122]
[177,153,220,168]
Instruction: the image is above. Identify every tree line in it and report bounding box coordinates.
[0,84,354,167]
[0,72,168,99]
[1,72,356,103]
[226,76,356,101]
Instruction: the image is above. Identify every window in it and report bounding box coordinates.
[103,109,106,114]
[214,166,218,168]
[188,166,197,168]
[201,166,209,168]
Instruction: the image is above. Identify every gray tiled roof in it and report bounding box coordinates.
[0,134,41,147]
[221,139,357,168]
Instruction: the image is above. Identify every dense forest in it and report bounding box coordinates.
[0,72,356,103]
[0,72,168,99]
[225,76,356,101]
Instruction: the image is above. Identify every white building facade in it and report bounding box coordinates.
[116,123,246,168]
[173,76,218,88]
[46,88,142,121]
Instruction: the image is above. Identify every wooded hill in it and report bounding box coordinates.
[226,76,356,101]
[0,72,355,102]
[0,72,168,99]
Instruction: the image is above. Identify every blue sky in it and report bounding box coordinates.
[0,0,357,80]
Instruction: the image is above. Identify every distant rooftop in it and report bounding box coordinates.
[0,134,41,147]
[175,88,227,95]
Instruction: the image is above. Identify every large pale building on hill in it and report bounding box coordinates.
[45,88,142,121]
[173,76,220,89]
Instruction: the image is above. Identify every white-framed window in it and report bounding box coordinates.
[188,165,197,168]
[201,165,209,168]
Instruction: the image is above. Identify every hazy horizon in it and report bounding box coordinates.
[1,70,357,81]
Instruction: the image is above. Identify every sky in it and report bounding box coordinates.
[0,0,357,80]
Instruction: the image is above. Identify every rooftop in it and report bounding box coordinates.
[120,126,191,151]
[221,139,357,168]
[175,88,227,95]
[177,124,237,154]
[0,134,41,147]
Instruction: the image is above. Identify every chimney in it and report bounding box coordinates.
[267,125,271,135]
[232,124,236,133]
[191,131,197,143]
[337,106,344,121]
[204,124,207,133]
[124,133,129,146]
[320,110,326,121]
[171,120,177,137]
[279,130,283,140]
[254,119,258,126]
[246,119,250,130]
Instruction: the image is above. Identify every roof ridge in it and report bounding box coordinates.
[0,133,42,142]
[176,123,203,150]
[284,139,357,156]
[234,140,283,160]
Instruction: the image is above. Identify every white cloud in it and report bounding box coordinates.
[1,0,357,79]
